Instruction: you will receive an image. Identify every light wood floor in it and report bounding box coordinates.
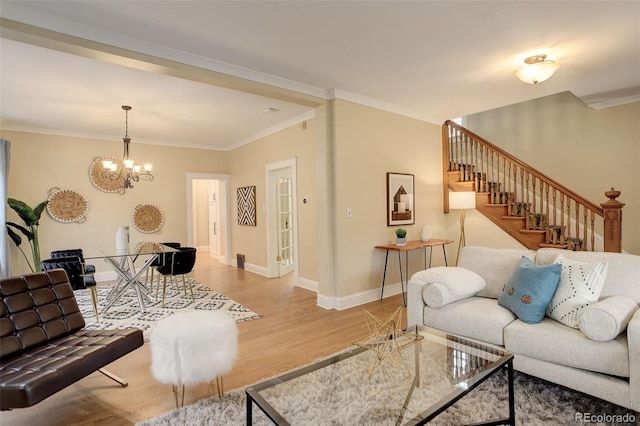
[1,255,405,425]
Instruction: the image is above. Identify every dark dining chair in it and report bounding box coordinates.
[155,247,197,307]
[146,242,182,290]
[40,256,99,321]
[51,248,96,276]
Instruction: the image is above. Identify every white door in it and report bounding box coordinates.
[265,159,297,279]
[276,176,295,276]
[208,181,220,257]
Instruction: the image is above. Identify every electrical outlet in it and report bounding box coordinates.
[347,208,352,218]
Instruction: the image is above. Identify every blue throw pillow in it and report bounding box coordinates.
[498,256,562,324]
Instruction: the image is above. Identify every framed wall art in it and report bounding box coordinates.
[237,185,257,226]
[387,172,415,226]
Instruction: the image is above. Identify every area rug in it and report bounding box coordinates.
[136,352,637,426]
[75,277,261,340]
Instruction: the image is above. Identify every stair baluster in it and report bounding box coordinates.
[442,120,623,252]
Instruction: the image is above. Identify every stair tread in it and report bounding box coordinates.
[501,216,526,221]
[539,243,569,249]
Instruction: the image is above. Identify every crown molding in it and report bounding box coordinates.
[226,110,317,151]
[584,94,640,110]
[0,123,226,151]
[328,89,440,124]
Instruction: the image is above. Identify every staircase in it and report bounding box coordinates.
[442,120,624,253]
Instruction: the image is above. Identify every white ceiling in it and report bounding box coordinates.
[1,1,639,151]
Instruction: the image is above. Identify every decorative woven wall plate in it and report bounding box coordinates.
[133,204,164,233]
[46,187,89,223]
[134,241,164,254]
[89,156,125,193]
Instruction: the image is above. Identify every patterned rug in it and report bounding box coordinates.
[137,364,637,426]
[74,277,262,340]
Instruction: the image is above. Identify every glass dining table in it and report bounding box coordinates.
[85,242,178,314]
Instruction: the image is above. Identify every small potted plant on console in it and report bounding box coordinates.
[395,228,407,246]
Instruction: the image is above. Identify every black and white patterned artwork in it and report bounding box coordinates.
[237,185,257,226]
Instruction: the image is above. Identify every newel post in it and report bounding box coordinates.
[600,187,624,253]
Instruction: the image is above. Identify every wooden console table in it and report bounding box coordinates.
[374,239,454,306]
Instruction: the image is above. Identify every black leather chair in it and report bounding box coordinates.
[161,242,182,249]
[155,247,197,307]
[0,270,143,410]
[41,256,99,321]
[51,248,96,275]
[146,242,182,289]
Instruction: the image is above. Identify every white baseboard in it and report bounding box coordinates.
[296,276,318,292]
[209,253,226,262]
[97,265,399,312]
[95,271,117,282]
[316,281,404,310]
[242,262,268,277]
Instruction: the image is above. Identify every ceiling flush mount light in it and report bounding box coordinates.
[101,106,154,190]
[514,54,560,84]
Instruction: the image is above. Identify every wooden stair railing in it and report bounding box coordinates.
[442,120,624,252]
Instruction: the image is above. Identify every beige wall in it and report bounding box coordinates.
[330,100,452,299]
[466,92,640,254]
[2,130,227,275]
[5,92,634,304]
[227,118,318,281]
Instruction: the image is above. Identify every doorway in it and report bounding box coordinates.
[266,159,298,278]
[186,173,230,264]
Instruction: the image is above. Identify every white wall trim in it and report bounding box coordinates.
[296,276,318,293]
[329,88,439,124]
[227,260,268,277]
[316,281,404,311]
[227,110,316,151]
[95,271,117,282]
[209,253,227,263]
[583,94,640,110]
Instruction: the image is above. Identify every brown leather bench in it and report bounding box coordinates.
[0,269,143,410]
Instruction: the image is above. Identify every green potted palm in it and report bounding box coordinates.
[395,228,407,246]
[6,198,48,272]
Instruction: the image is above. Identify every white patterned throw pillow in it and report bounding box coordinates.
[546,255,608,328]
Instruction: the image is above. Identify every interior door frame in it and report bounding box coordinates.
[265,158,299,278]
[186,172,231,265]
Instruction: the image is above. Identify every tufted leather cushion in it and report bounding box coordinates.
[0,270,84,359]
[0,270,143,409]
[51,249,96,274]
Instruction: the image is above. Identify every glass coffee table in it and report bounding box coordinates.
[246,325,514,425]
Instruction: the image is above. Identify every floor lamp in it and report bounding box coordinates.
[449,191,476,265]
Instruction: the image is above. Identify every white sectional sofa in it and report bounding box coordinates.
[407,246,640,412]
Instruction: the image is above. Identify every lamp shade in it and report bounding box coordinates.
[449,191,476,210]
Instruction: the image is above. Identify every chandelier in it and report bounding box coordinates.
[101,105,154,189]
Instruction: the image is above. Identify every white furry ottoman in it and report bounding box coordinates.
[150,310,238,406]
